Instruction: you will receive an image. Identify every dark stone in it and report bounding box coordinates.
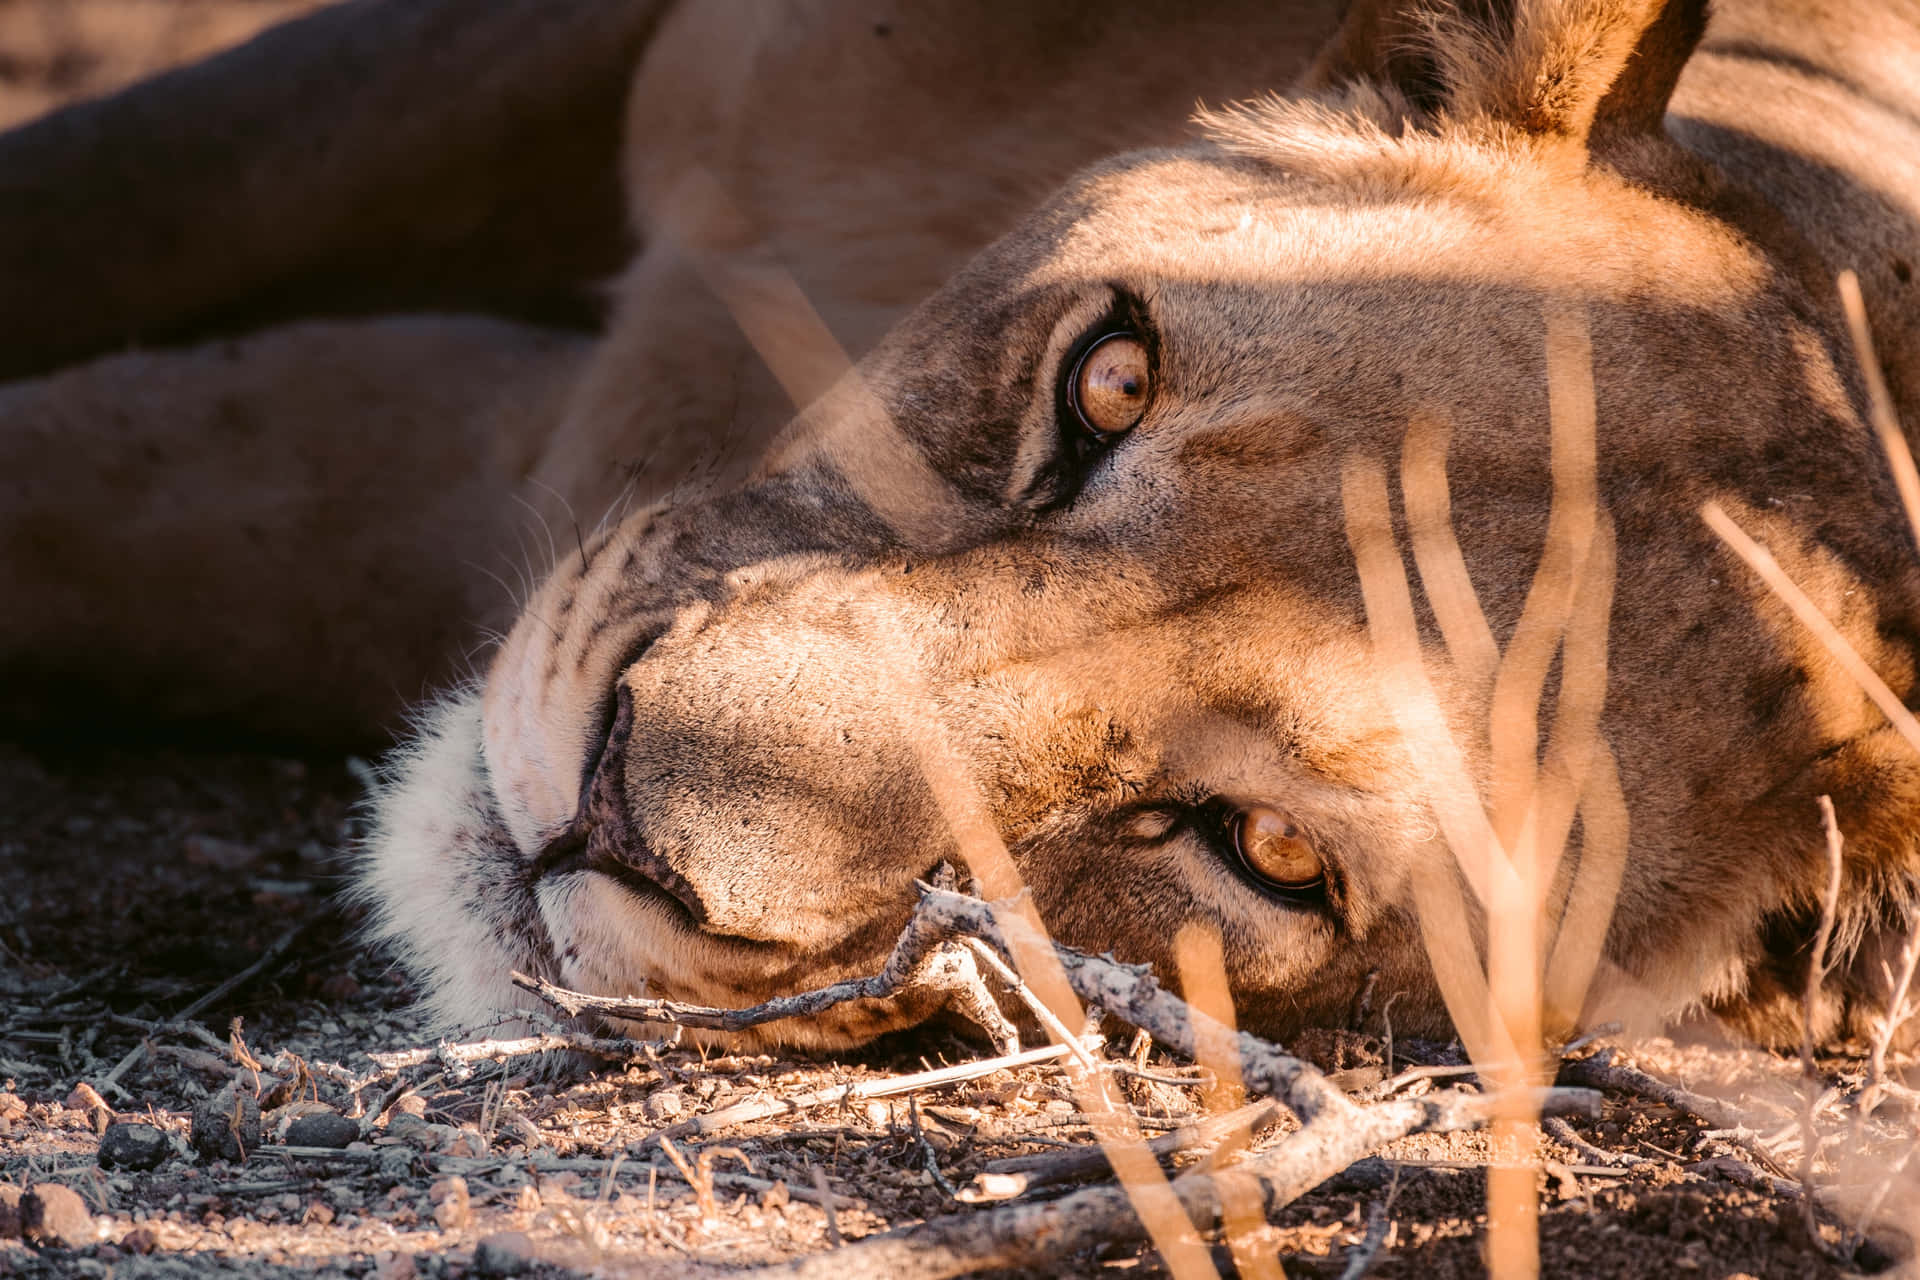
[284,1111,359,1149]
[474,1231,536,1276]
[98,1122,171,1171]
[21,1183,94,1248]
[190,1084,262,1163]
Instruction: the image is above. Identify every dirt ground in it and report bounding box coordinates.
[2,743,1911,1279]
[3,4,1919,1278]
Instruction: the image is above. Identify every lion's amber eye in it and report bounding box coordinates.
[1069,333,1152,439]
[1232,806,1323,891]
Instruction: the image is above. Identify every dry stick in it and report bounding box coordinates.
[729,1086,1600,1280]
[983,1099,1282,1191]
[1336,1170,1399,1280]
[366,1028,663,1072]
[99,919,308,1092]
[629,1042,1073,1148]
[510,904,968,1034]
[961,937,1097,1070]
[913,890,1354,1122]
[1557,1052,1781,1171]
[1542,1116,1652,1169]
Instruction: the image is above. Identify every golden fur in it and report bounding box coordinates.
[4,0,1920,1050]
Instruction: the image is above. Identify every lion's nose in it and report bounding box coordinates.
[533,685,712,926]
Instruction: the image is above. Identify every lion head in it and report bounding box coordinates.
[362,0,1920,1051]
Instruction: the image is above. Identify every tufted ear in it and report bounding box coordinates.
[1301,0,1709,152]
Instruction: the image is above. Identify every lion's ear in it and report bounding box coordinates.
[1303,0,1709,151]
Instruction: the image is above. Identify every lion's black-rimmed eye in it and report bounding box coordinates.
[1228,804,1325,895]
[1066,331,1152,444]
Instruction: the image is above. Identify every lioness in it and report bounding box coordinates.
[4,0,1919,1053]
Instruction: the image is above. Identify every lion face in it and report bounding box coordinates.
[364,8,1920,1049]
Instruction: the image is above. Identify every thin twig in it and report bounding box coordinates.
[100,920,309,1090]
[982,1099,1283,1191]
[1701,502,1920,760]
[725,1085,1597,1280]
[962,937,1095,1070]
[365,1029,654,1072]
[630,1042,1073,1148]
[510,897,968,1034]
[1559,1052,1784,1174]
[1542,1116,1652,1169]
[1337,1169,1399,1280]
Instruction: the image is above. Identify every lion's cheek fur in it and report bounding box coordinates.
[355,691,556,1031]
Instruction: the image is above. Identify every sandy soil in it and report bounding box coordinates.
[2,5,1917,1278]
[1,744,1909,1279]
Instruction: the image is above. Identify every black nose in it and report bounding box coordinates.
[533,684,710,926]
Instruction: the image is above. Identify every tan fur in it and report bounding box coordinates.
[5,0,1920,1049]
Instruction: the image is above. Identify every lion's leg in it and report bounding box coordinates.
[0,316,589,742]
[0,0,669,381]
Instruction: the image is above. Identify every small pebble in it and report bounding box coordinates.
[474,1231,537,1276]
[429,1175,471,1232]
[120,1225,160,1255]
[642,1089,685,1123]
[190,1083,262,1163]
[99,1122,171,1171]
[285,1112,359,1149]
[22,1183,95,1248]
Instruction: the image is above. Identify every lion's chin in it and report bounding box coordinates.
[357,689,558,1033]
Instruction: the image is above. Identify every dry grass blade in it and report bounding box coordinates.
[1699,502,1920,759]
[1799,797,1846,1246]
[1344,301,1621,1280]
[856,616,1216,1279]
[1174,922,1277,1280]
[1838,270,1920,556]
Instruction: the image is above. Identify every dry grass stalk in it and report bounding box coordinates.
[1861,919,1920,1119]
[1174,922,1277,1280]
[1342,301,1622,1280]
[1799,798,1846,1247]
[857,622,1218,1279]
[1838,270,1920,554]
[1700,503,1920,758]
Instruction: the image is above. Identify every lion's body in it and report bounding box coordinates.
[6,0,1920,1048]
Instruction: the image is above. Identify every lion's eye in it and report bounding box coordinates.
[1231,805,1324,892]
[1068,333,1152,440]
